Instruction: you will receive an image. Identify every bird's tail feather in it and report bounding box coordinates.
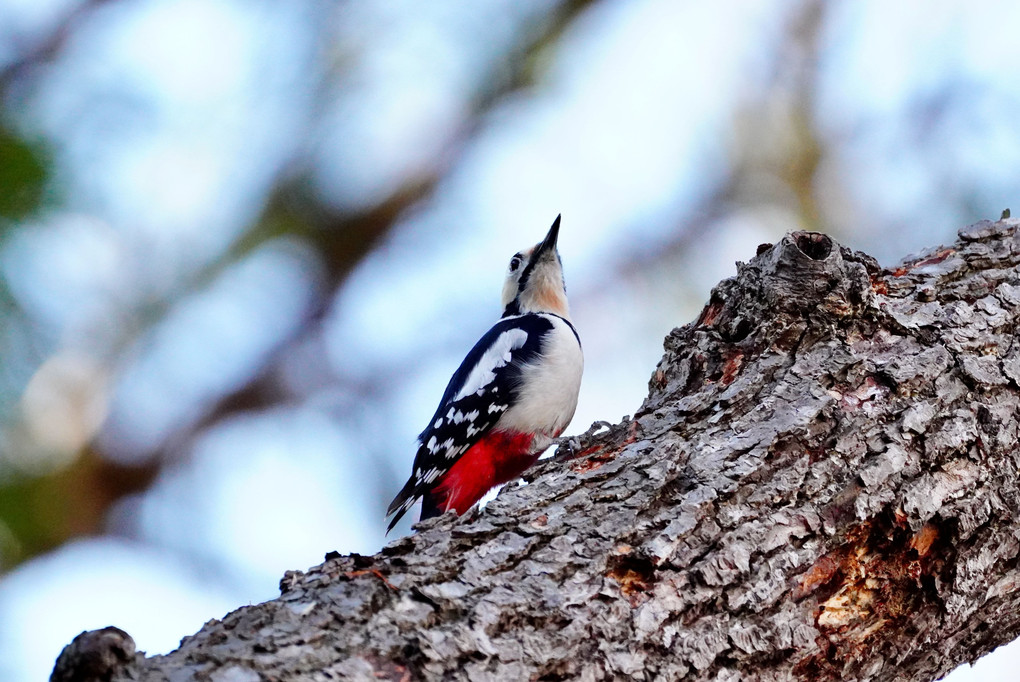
[385,479,417,534]
[419,492,443,523]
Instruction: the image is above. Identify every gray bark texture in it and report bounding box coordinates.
[57,219,1020,682]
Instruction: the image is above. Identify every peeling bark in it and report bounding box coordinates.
[59,219,1020,681]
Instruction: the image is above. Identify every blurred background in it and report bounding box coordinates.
[0,0,1017,679]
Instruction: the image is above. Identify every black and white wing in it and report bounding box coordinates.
[386,314,554,530]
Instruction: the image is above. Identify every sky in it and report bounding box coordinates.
[1,0,1020,679]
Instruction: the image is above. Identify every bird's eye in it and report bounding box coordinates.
[509,255,522,272]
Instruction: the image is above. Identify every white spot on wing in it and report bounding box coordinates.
[454,328,529,401]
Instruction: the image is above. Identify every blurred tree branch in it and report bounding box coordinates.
[0,0,118,93]
[0,0,603,569]
[156,0,604,467]
[58,218,1020,681]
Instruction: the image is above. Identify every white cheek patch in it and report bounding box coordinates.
[454,328,529,400]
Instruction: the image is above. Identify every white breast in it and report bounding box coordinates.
[497,314,583,450]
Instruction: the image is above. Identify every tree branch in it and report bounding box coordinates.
[57,218,1020,681]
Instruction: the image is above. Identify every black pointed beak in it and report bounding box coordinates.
[534,214,561,259]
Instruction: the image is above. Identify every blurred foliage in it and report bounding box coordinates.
[0,123,54,569]
[0,446,158,567]
[0,127,50,223]
[0,0,605,574]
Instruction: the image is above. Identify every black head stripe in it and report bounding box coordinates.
[516,217,561,298]
[516,251,541,295]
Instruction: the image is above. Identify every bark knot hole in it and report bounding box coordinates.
[795,232,833,261]
[607,554,657,597]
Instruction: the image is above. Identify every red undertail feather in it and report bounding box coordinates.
[430,430,536,515]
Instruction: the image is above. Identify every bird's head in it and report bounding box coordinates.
[501,215,569,319]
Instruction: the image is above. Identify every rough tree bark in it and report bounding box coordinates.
[56,219,1020,682]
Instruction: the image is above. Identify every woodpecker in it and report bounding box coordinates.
[386,215,583,532]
